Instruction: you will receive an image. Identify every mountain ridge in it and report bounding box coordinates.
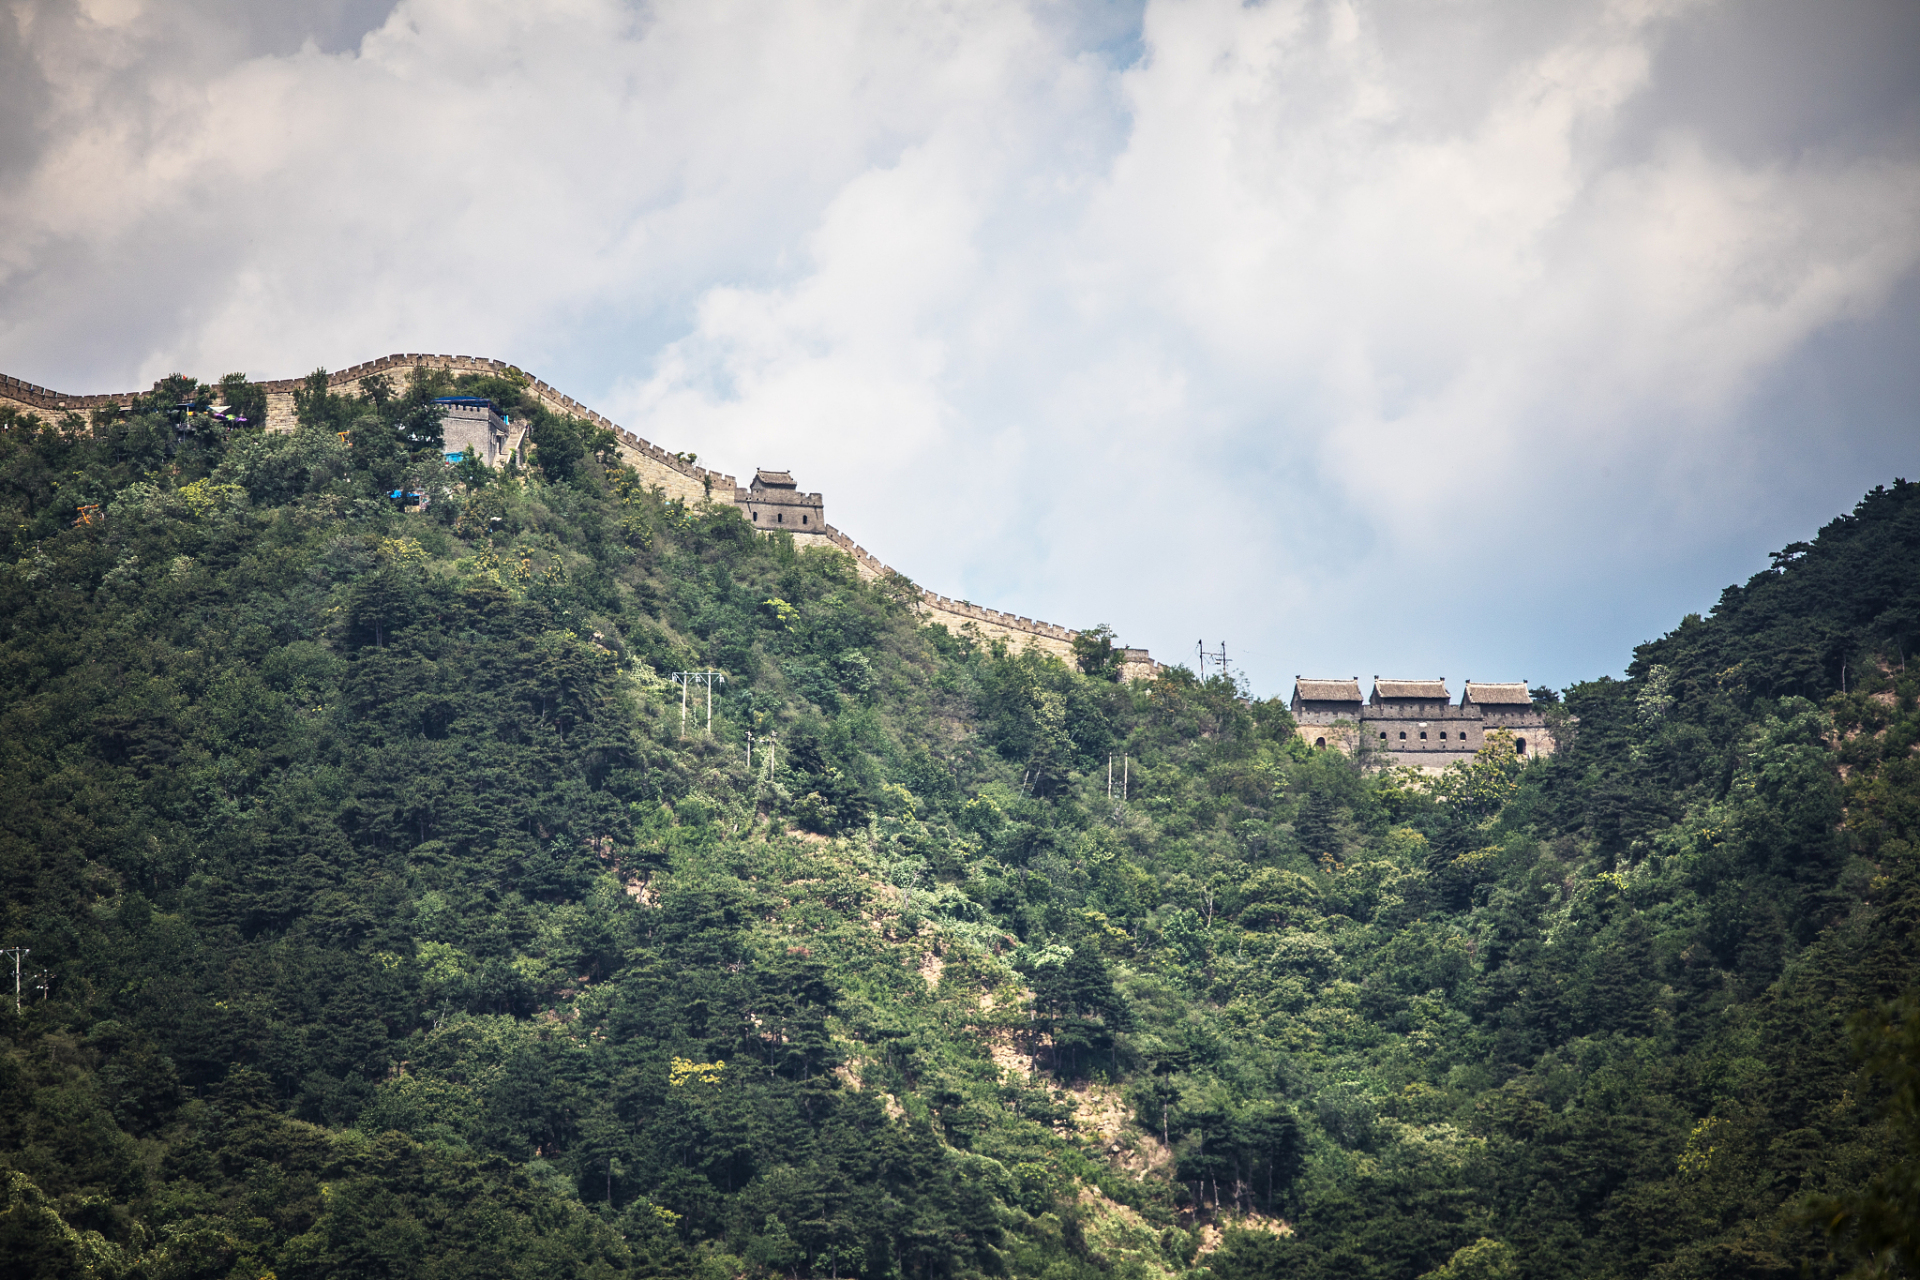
[0,381,1915,1280]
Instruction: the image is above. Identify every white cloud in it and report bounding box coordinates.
[2,0,1916,690]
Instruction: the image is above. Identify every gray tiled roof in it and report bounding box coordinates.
[1463,682,1532,705]
[1294,678,1362,702]
[1374,679,1449,700]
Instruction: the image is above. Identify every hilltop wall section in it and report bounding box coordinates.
[816,526,1078,663]
[0,355,731,508]
[1,353,1159,678]
[1,372,144,419]
[275,354,732,508]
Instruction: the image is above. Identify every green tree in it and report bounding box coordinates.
[1072,623,1123,681]
[1809,992,1920,1279]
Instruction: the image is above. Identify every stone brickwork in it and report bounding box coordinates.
[739,470,826,535]
[0,371,140,418]
[2,352,1160,680]
[1119,649,1158,683]
[1292,676,1557,773]
[438,399,512,467]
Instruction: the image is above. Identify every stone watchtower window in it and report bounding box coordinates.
[1516,738,1527,754]
[1420,731,1427,739]
[1315,737,1326,748]
[1398,731,1407,740]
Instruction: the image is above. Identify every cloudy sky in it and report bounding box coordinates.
[4,0,1917,694]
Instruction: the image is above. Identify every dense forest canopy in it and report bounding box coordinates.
[0,370,1916,1280]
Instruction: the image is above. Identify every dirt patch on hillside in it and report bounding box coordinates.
[1072,1080,1130,1145]
[988,1033,1038,1078]
[1114,1128,1174,1179]
[1194,1212,1293,1256]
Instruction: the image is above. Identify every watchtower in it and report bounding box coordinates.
[435,397,511,467]
[742,469,826,534]
[1461,682,1548,759]
[1290,677,1363,751]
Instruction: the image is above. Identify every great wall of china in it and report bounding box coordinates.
[0,354,1159,680]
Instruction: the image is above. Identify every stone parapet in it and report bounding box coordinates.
[1119,649,1159,683]
[0,372,137,418]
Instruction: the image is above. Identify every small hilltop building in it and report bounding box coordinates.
[1290,676,1555,772]
[739,469,826,537]
[1290,678,1364,752]
[434,396,516,468]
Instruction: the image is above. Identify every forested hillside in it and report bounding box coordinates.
[1,372,1916,1280]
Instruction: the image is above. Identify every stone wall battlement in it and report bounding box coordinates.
[1,351,1157,676]
[0,371,138,413]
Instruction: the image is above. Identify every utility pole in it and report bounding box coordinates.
[669,671,727,734]
[1196,639,1228,682]
[1,947,27,1015]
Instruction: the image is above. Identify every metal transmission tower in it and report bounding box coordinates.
[1,946,27,1015]
[670,671,727,734]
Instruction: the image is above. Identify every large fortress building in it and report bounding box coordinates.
[1291,677,1555,772]
[1,353,1159,680]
